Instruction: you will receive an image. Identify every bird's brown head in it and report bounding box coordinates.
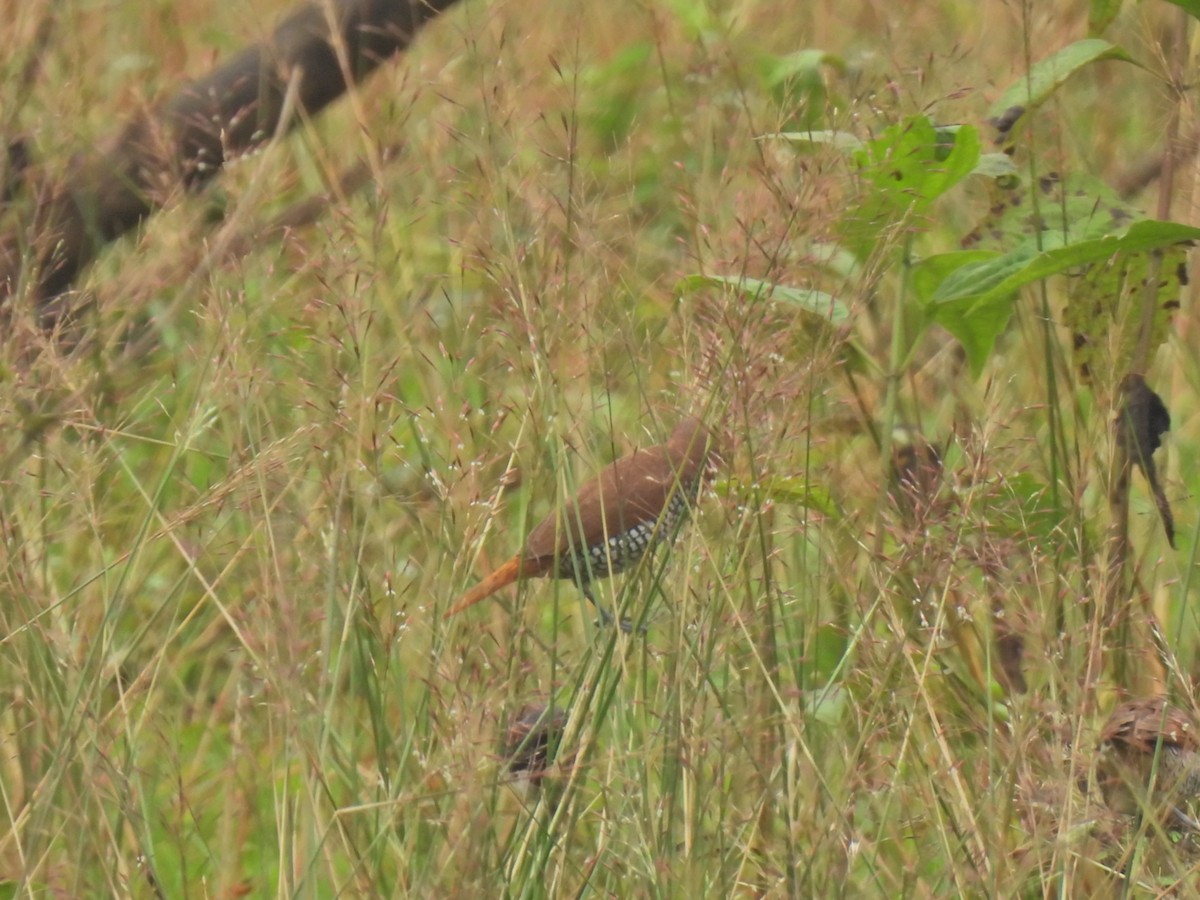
[1100,697,1200,758]
[1096,696,1200,823]
[503,704,571,784]
[667,416,719,481]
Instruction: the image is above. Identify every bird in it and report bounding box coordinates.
[445,416,716,630]
[888,427,943,522]
[1115,373,1174,548]
[503,704,570,785]
[1096,696,1200,831]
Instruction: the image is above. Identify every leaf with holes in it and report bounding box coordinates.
[933,220,1200,308]
[838,118,981,261]
[1063,245,1189,384]
[961,172,1140,252]
[987,40,1138,141]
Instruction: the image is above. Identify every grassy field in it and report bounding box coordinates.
[3,0,1200,895]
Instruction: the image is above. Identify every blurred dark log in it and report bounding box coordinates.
[1115,126,1200,200]
[0,0,461,321]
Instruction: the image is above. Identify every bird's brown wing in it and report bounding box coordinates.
[1101,698,1200,755]
[523,446,680,563]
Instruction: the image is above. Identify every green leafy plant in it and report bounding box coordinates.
[681,37,1193,387]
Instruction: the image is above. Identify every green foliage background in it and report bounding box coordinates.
[3,0,1200,895]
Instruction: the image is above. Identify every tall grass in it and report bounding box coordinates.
[2,0,1199,895]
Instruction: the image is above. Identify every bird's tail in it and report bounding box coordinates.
[444,557,523,618]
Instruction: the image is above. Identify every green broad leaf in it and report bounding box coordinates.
[911,250,1002,304]
[771,118,983,262]
[933,244,1041,305]
[1089,0,1123,34]
[675,274,849,325]
[911,250,1011,377]
[807,242,861,280]
[760,476,837,515]
[761,49,847,88]
[987,39,1138,131]
[852,118,981,208]
[839,117,981,260]
[760,50,847,130]
[765,129,864,151]
[971,153,1020,182]
[1162,0,1200,20]
[958,172,1138,251]
[930,293,1017,378]
[932,220,1200,307]
[923,220,1198,378]
[1064,245,1189,383]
